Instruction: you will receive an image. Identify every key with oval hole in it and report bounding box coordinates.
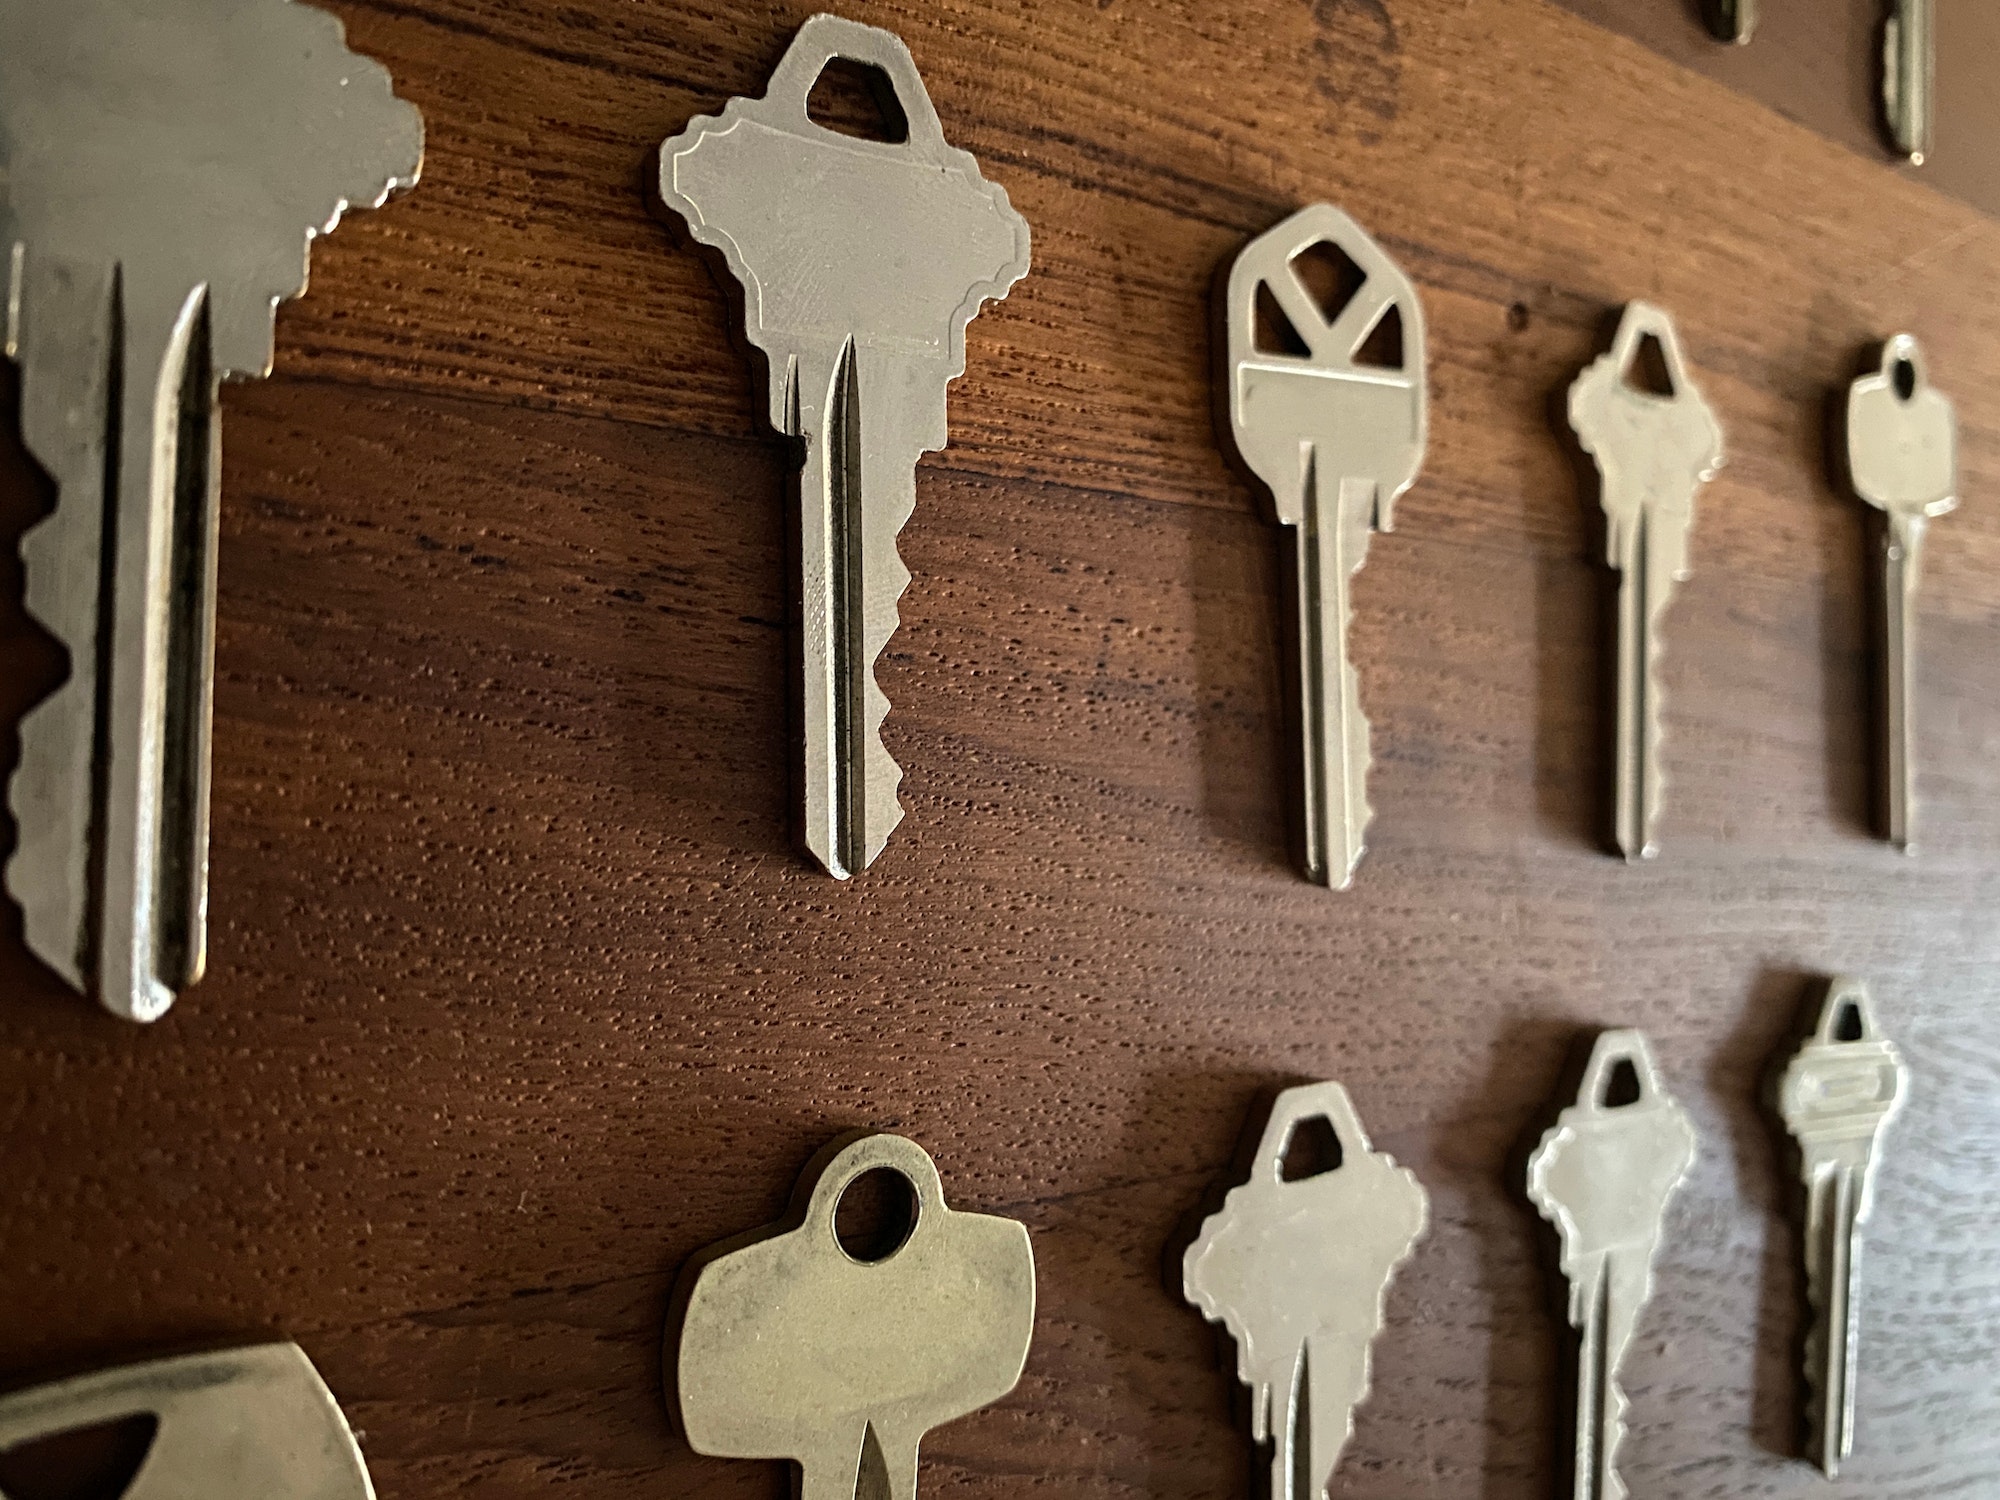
[1845,336,1957,851]
[0,1,423,1021]
[1528,1030,1696,1500]
[0,1343,373,1500]
[1778,977,1907,1478]
[657,16,1030,881]
[1884,0,1934,164]
[1568,304,1723,863]
[1182,1081,1427,1500]
[671,1132,1035,1500]
[1222,204,1426,889]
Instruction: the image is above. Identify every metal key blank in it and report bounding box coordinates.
[1845,336,1957,850]
[1778,977,1907,1477]
[1568,304,1723,862]
[672,1132,1035,1500]
[1223,205,1427,889]
[0,1343,374,1500]
[1884,0,1934,164]
[1182,1082,1427,1500]
[1528,1030,1696,1500]
[1,0,423,1021]
[658,16,1031,880]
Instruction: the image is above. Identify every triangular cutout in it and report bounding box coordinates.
[1278,1115,1344,1181]
[1253,280,1311,357]
[0,1414,159,1500]
[1834,1002,1864,1042]
[806,57,909,143]
[1622,333,1675,397]
[855,1422,892,1500]
[1288,240,1366,326]
[1353,304,1404,370]
[1600,1058,1642,1108]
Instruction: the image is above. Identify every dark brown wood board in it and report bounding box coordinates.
[1,1,1997,1498]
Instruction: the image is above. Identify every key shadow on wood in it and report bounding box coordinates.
[1820,338,1878,843]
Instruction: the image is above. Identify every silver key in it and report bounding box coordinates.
[1527,1030,1696,1500]
[1182,1082,1428,1500]
[1223,205,1426,889]
[1845,336,1957,851]
[657,16,1031,880]
[1778,977,1907,1478]
[0,0,423,1021]
[1884,0,1934,164]
[1567,304,1723,862]
[1705,0,1759,43]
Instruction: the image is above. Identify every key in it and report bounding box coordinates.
[1222,204,1427,889]
[0,1,423,1021]
[1567,304,1723,862]
[672,1131,1035,1500]
[1778,977,1907,1478]
[1845,335,1957,851]
[1884,0,1934,164]
[0,1343,372,1500]
[1527,1030,1696,1500]
[1705,0,1759,43]
[1182,1082,1428,1500]
[657,17,1031,880]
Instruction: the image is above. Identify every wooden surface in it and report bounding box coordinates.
[3,1,1998,1497]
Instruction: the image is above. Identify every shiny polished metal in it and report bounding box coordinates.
[1568,304,1723,863]
[656,15,1030,881]
[1778,978,1907,1479]
[1527,1030,1696,1500]
[1705,0,1759,43]
[1182,1082,1427,1500]
[0,1343,374,1500]
[0,0,423,1022]
[1884,0,1934,164]
[1845,336,1956,851]
[671,1132,1036,1500]
[1222,204,1426,890]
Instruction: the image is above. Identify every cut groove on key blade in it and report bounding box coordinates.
[825,336,866,880]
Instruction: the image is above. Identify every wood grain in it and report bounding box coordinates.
[2,1,1998,1498]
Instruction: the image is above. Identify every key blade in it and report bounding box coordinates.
[1881,510,1927,849]
[1295,459,1375,887]
[1705,0,1759,43]
[1884,0,1934,164]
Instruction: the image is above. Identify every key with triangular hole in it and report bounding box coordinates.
[0,0,423,1020]
[1222,204,1427,889]
[1568,304,1723,862]
[671,1132,1035,1500]
[657,15,1030,880]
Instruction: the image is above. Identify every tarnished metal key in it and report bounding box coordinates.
[1182,1082,1427,1500]
[657,16,1030,880]
[1884,0,1934,164]
[1568,304,1723,862]
[1,0,423,1021]
[1845,336,1957,851]
[1778,977,1907,1478]
[1222,204,1426,889]
[1528,1030,1696,1500]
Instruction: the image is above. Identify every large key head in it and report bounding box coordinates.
[1779,977,1906,1190]
[0,0,424,378]
[658,15,1030,402]
[1568,303,1723,573]
[1846,335,1957,521]
[1528,1030,1695,1267]
[0,1344,373,1500]
[1223,204,1427,528]
[672,1132,1035,1492]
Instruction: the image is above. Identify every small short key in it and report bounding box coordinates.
[657,16,1031,880]
[1528,1030,1696,1500]
[1884,0,1934,164]
[1568,304,1723,862]
[1845,336,1957,851]
[1182,1082,1428,1500]
[1778,977,1907,1478]
[1223,204,1427,889]
[1,0,423,1020]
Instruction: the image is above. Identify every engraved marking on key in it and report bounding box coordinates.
[1778,977,1906,1478]
[670,1132,1035,1500]
[1182,1082,1427,1500]
[1528,1030,1696,1500]
[0,1343,374,1500]
[1222,204,1426,889]
[1,0,423,1020]
[657,15,1030,880]
[1567,304,1723,863]
[1845,335,1956,851]
[1884,0,1934,164]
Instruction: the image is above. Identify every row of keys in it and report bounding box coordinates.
[0,978,1905,1498]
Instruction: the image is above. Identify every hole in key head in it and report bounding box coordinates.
[1893,358,1917,401]
[1353,304,1404,370]
[0,1414,159,1500]
[1623,333,1676,398]
[1288,240,1367,327]
[835,1166,919,1262]
[1600,1058,1642,1108]
[806,57,910,144]
[1278,1115,1344,1181]
[1834,1001,1865,1042]
[1253,280,1311,357]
